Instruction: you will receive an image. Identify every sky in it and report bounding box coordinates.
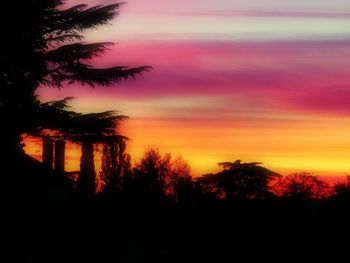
[26,0,350,178]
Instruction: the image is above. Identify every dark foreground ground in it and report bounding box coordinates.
[1,193,350,263]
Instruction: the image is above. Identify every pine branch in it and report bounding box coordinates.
[59,110,129,143]
[40,97,76,110]
[50,3,124,34]
[45,34,84,45]
[46,42,113,63]
[57,64,152,87]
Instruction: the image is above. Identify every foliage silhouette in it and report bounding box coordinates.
[334,176,350,200]
[0,1,150,170]
[131,149,171,202]
[99,138,131,194]
[272,172,334,200]
[0,0,149,202]
[36,97,129,195]
[166,156,198,203]
[197,160,281,200]
[120,148,200,203]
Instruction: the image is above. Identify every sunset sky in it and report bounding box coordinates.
[27,0,350,178]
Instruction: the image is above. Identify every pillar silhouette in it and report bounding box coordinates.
[77,141,96,196]
[54,140,66,176]
[42,136,53,171]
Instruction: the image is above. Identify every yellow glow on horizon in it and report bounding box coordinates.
[25,92,350,179]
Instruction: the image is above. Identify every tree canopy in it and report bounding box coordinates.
[197,160,281,200]
[0,1,150,161]
[272,172,334,200]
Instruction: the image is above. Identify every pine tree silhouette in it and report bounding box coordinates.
[0,1,150,172]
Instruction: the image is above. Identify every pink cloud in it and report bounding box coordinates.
[38,39,350,115]
[286,85,350,114]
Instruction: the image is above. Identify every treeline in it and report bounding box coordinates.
[90,147,349,204]
[8,147,350,263]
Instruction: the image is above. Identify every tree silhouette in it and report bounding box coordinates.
[132,149,170,202]
[20,96,129,196]
[334,176,350,200]
[197,160,281,200]
[60,111,128,196]
[272,172,334,200]
[0,1,150,170]
[42,3,150,88]
[127,149,197,203]
[167,156,196,203]
[99,138,132,194]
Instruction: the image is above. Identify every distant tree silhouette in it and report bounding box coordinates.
[197,160,281,200]
[0,1,150,171]
[334,176,350,200]
[272,172,334,200]
[99,138,132,194]
[132,149,170,201]
[167,156,197,203]
[125,149,197,203]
